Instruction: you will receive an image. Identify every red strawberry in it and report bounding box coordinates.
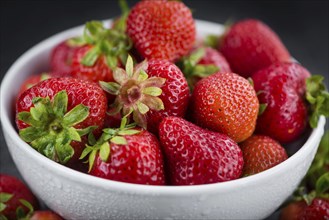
[280,198,329,220]
[280,201,307,220]
[70,21,131,83]
[50,39,80,75]
[81,119,165,185]
[302,198,329,220]
[252,62,311,143]
[178,47,231,89]
[0,174,39,220]
[30,211,63,220]
[239,135,288,176]
[159,117,243,185]
[16,77,107,167]
[71,45,114,83]
[192,72,259,143]
[220,19,291,78]
[126,0,196,62]
[100,56,189,134]
[18,73,50,96]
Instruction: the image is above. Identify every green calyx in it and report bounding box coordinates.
[112,0,130,33]
[100,56,166,129]
[306,75,329,128]
[290,130,329,206]
[0,193,34,220]
[177,48,219,90]
[80,116,141,172]
[18,90,94,164]
[68,20,132,69]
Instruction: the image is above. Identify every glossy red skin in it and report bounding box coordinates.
[159,117,244,185]
[31,211,63,220]
[302,198,329,220]
[18,74,50,97]
[90,130,166,185]
[71,45,114,83]
[146,60,190,134]
[280,201,306,220]
[198,47,232,73]
[0,174,39,220]
[16,77,108,166]
[50,39,79,75]
[240,135,288,176]
[280,199,329,220]
[126,0,196,62]
[192,72,259,143]
[220,19,291,78]
[252,62,311,143]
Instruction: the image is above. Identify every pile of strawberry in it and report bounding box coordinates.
[11,0,329,213]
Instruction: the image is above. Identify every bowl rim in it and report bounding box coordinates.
[0,19,326,196]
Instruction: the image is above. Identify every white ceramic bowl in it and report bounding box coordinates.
[0,19,326,220]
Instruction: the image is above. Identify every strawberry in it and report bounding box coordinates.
[100,56,189,134]
[302,198,329,220]
[70,20,132,83]
[239,135,288,176]
[280,201,307,220]
[159,117,243,185]
[18,73,50,96]
[220,19,291,78]
[252,62,311,143]
[81,118,166,185]
[177,47,231,89]
[16,77,107,167]
[50,39,80,76]
[30,211,63,220]
[126,0,196,62]
[280,198,329,220]
[0,174,39,220]
[192,72,259,143]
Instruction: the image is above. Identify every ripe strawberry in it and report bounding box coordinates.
[18,73,50,96]
[81,119,165,185]
[0,174,39,220]
[71,45,114,83]
[126,0,196,62]
[100,56,189,134]
[280,198,329,220]
[16,77,107,166]
[302,198,329,220]
[159,117,243,185]
[30,211,63,220]
[220,19,291,78]
[192,72,259,143]
[252,62,311,143]
[280,201,307,220]
[239,135,288,176]
[177,46,231,89]
[50,39,80,75]
[70,21,131,83]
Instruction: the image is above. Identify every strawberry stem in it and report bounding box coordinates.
[100,55,166,129]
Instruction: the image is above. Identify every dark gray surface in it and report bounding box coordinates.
[0,0,328,219]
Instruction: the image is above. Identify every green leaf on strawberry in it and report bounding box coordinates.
[177,47,219,89]
[68,19,132,70]
[306,75,329,128]
[80,115,141,172]
[100,56,166,129]
[0,193,36,220]
[316,173,329,197]
[18,90,94,164]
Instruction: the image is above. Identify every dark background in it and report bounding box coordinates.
[0,0,328,219]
